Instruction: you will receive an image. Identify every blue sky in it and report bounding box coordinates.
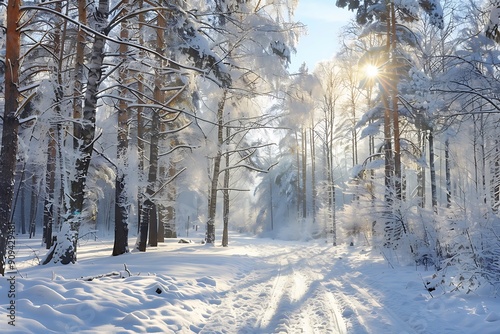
[290,0,354,72]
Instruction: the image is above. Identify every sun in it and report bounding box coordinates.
[365,64,379,78]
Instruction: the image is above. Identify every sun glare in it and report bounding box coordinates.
[365,64,379,78]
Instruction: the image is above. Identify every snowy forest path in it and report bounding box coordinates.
[323,249,423,334]
[199,242,347,334]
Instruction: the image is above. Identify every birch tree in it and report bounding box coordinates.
[203,0,299,245]
[44,0,110,264]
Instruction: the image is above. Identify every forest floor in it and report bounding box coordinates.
[2,229,500,333]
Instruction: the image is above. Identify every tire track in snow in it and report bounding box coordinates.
[255,248,346,333]
[256,259,292,330]
[200,244,346,334]
[283,256,347,334]
[327,270,420,334]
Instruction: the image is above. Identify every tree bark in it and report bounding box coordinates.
[390,2,402,200]
[113,0,130,256]
[417,128,426,208]
[429,131,438,213]
[222,125,230,247]
[29,174,38,238]
[445,138,451,208]
[492,140,500,212]
[43,128,56,249]
[164,152,178,239]
[310,127,316,223]
[144,108,160,248]
[0,0,21,276]
[73,0,87,125]
[49,0,109,265]
[301,128,307,219]
[382,4,395,246]
[207,90,227,244]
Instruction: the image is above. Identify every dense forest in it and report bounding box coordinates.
[1,0,500,292]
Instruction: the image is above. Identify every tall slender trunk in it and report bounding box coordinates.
[113,0,130,256]
[295,132,301,214]
[144,103,160,248]
[40,0,66,245]
[222,125,230,247]
[157,151,165,243]
[382,90,393,231]
[0,0,21,276]
[390,3,401,200]
[43,128,56,249]
[163,120,179,240]
[301,128,307,219]
[310,127,316,223]
[164,159,178,239]
[136,0,145,235]
[29,174,38,238]
[382,3,395,246]
[21,181,26,235]
[53,0,68,228]
[45,0,109,265]
[429,131,438,213]
[492,140,500,212]
[480,114,487,204]
[207,90,227,244]
[269,181,274,231]
[147,8,168,247]
[417,128,426,208]
[445,138,451,208]
[324,95,336,245]
[74,0,87,124]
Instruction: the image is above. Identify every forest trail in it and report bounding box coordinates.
[7,232,497,334]
[199,242,348,333]
[198,239,430,334]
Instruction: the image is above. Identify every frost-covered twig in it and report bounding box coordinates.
[123,263,131,277]
[80,271,122,281]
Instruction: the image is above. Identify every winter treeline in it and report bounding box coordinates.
[253,0,500,293]
[1,0,500,294]
[0,0,300,275]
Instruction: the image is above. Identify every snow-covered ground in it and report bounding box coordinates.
[2,230,500,333]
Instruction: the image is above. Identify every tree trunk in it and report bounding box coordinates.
[417,129,425,208]
[222,125,230,247]
[301,128,307,219]
[113,0,130,256]
[382,6,395,246]
[445,138,451,208]
[390,2,401,200]
[21,180,26,235]
[164,154,178,239]
[429,131,438,213]
[382,91,394,245]
[48,0,109,265]
[207,90,227,244]
[269,181,274,231]
[137,199,151,252]
[492,140,500,212]
[135,0,146,236]
[29,174,38,238]
[0,0,21,276]
[295,132,301,215]
[163,135,178,239]
[144,109,160,248]
[310,127,316,223]
[113,174,129,255]
[43,128,56,249]
[323,92,336,245]
[148,201,158,247]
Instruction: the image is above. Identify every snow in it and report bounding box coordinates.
[2,230,500,333]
